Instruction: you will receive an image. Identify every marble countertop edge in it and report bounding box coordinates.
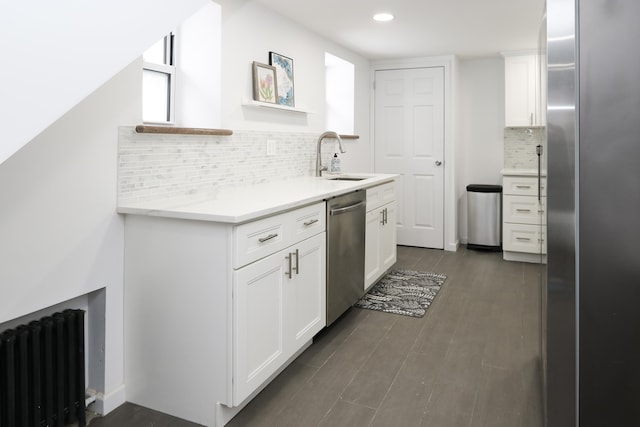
[117,173,398,224]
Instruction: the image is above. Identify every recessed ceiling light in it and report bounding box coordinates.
[373,13,394,22]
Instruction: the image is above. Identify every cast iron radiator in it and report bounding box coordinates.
[0,309,86,427]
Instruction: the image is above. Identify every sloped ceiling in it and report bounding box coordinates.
[0,0,208,165]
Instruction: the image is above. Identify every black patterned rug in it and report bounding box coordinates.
[355,269,447,318]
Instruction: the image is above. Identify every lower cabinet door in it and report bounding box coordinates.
[233,248,287,405]
[233,233,326,406]
[365,202,398,290]
[364,208,383,290]
[380,202,397,272]
[289,233,326,351]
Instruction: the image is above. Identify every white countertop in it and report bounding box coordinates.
[117,173,397,224]
[501,168,547,177]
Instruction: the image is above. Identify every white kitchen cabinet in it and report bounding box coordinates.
[502,174,547,262]
[233,232,325,404]
[504,53,546,127]
[364,182,397,290]
[123,201,326,426]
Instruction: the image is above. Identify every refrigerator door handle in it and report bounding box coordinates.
[536,144,543,202]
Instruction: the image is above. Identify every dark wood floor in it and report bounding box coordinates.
[89,245,543,427]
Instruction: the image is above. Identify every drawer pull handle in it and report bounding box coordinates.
[516,237,532,241]
[258,233,278,243]
[516,185,532,189]
[516,209,532,213]
[303,219,319,226]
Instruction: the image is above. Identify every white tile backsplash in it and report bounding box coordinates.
[503,127,546,170]
[118,127,336,204]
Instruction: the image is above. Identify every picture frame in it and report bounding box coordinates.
[269,52,295,107]
[252,61,278,103]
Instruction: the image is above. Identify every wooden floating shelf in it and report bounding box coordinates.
[241,99,312,114]
[135,125,233,136]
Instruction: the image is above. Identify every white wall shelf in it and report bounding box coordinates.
[241,99,312,114]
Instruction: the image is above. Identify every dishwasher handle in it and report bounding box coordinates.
[329,201,365,216]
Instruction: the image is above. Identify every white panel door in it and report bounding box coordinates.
[374,67,445,248]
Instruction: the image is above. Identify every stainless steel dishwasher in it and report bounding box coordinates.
[326,190,366,326]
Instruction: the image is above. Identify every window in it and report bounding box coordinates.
[325,52,355,134]
[143,33,176,123]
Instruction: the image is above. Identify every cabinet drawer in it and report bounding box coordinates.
[233,202,325,268]
[292,202,326,242]
[503,223,547,254]
[503,195,546,225]
[366,181,396,212]
[503,176,546,197]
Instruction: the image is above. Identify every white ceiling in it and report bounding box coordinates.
[252,0,546,59]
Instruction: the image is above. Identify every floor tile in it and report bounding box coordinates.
[317,400,376,427]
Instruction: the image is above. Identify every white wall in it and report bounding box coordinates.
[0,1,224,414]
[0,0,208,166]
[218,0,372,172]
[175,2,222,128]
[457,57,505,242]
[0,59,142,412]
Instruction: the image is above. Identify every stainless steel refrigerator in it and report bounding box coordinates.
[545,1,640,426]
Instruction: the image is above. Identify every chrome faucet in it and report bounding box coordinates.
[316,131,346,176]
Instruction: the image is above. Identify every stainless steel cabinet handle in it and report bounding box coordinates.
[286,249,300,278]
[286,253,293,278]
[384,208,388,225]
[303,219,319,226]
[258,233,278,243]
[516,209,532,213]
[516,185,532,189]
[380,208,388,225]
[516,237,532,241]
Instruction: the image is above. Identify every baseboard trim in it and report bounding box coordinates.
[87,384,126,415]
[503,250,547,264]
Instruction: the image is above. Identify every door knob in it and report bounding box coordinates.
[435,160,442,166]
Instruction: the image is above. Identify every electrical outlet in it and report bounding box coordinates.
[266,139,277,156]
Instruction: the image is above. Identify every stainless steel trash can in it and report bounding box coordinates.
[467,184,502,251]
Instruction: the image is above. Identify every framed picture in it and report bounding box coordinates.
[252,61,278,103]
[269,52,295,107]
